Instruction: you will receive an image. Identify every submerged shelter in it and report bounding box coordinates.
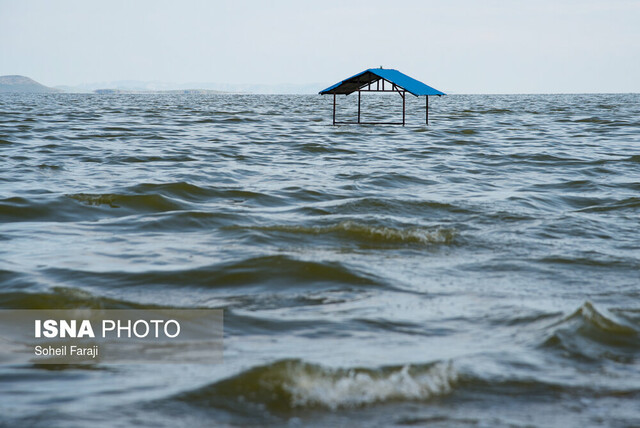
[319,68,445,126]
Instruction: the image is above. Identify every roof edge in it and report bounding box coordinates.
[319,68,445,96]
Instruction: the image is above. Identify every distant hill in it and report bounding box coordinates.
[56,80,323,94]
[0,75,60,93]
[0,76,323,94]
[93,88,228,94]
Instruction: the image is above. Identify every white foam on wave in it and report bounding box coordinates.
[337,220,457,245]
[282,361,457,410]
[249,221,457,245]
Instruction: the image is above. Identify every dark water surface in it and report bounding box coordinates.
[1,93,639,427]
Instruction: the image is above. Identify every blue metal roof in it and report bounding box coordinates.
[319,68,445,97]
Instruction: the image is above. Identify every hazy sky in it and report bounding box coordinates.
[1,0,639,93]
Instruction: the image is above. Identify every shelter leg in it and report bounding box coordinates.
[333,94,336,125]
[358,90,361,124]
[402,91,405,126]
[426,96,429,126]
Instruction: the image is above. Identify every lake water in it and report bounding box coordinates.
[1,93,639,427]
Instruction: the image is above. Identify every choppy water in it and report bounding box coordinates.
[1,92,639,427]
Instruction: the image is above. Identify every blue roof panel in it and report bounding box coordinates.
[319,68,445,96]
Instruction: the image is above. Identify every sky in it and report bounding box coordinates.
[1,0,639,93]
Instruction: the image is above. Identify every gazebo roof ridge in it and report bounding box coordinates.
[319,67,445,97]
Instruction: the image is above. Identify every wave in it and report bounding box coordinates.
[112,211,238,231]
[542,302,640,363]
[0,192,189,223]
[174,359,457,411]
[0,287,151,310]
[0,181,286,222]
[0,195,104,223]
[238,221,457,247]
[361,172,438,189]
[573,117,617,124]
[127,182,283,206]
[2,184,469,226]
[507,153,582,164]
[538,254,638,269]
[167,356,640,422]
[0,269,30,291]
[577,197,640,213]
[67,192,185,212]
[107,155,196,163]
[44,255,382,291]
[459,108,513,114]
[37,163,64,170]
[324,197,473,217]
[297,143,356,155]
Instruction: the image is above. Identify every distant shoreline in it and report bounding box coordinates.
[1,75,638,96]
[0,74,324,95]
[92,88,230,95]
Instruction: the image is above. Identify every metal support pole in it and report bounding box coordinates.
[402,91,405,126]
[357,90,361,124]
[333,93,336,125]
[426,96,429,126]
